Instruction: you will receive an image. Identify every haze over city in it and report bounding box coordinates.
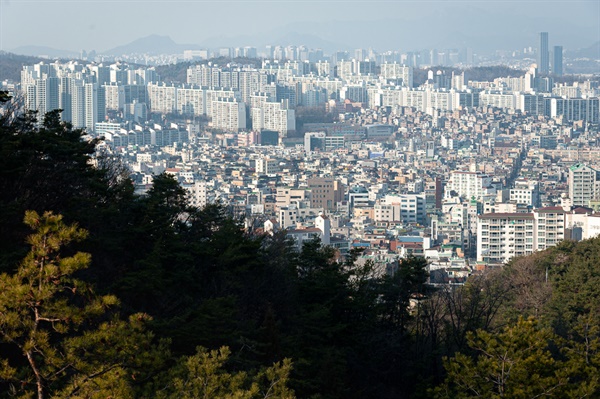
[1,0,599,54]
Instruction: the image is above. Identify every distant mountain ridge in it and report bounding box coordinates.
[9,45,79,58]
[8,32,600,61]
[568,41,600,59]
[103,35,203,55]
[196,31,348,53]
[103,33,347,55]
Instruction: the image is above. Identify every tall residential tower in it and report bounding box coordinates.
[553,45,563,76]
[538,32,549,74]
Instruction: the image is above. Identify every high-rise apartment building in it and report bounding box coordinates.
[210,98,246,131]
[477,207,566,263]
[380,63,413,88]
[205,88,239,116]
[538,32,549,74]
[568,163,600,207]
[315,61,333,77]
[553,45,563,76]
[147,83,177,115]
[176,86,205,116]
[22,75,60,118]
[84,82,102,131]
[251,101,295,135]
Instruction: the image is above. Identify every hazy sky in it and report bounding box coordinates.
[1,0,598,53]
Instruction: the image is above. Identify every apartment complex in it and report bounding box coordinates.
[477,207,565,263]
[568,163,600,207]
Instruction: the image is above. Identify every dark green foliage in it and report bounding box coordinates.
[0,108,93,271]
[295,106,337,135]
[0,102,135,280]
[435,318,596,399]
[433,239,600,398]
[0,211,167,399]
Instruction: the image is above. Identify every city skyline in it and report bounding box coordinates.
[1,0,599,55]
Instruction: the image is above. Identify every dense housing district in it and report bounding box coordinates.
[8,39,600,285]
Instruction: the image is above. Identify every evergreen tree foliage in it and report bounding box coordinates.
[155,346,295,399]
[435,317,596,398]
[0,211,165,399]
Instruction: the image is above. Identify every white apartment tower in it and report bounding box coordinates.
[83,82,100,131]
[446,171,494,200]
[186,181,208,209]
[176,86,205,116]
[568,163,600,207]
[147,83,177,115]
[477,207,566,263]
[380,63,413,88]
[211,98,246,131]
[252,101,295,135]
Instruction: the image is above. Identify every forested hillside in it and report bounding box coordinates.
[0,52,49,82]
[0,92,599,398]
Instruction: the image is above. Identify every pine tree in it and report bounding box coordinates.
[155,346,295,399]
[434,317,594,398]
[0,211,164,399]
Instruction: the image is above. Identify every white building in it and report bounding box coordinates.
[264,218,280,236]
[477,207,566,263]
[510,179,540,208]
[479,91,518,109]
[446,171,494,200]
[205,88,239,116]
[568,163,600,207]
[315,214,331,245]
[176,86,205,116]
[147,83,177,114]
[251,101,295,134]
[380,63,413,88]
[374,194,427,225]
[184,180,208,209]
[21,62,106,132]
[315,61,333,77]
[211,98,246,131]
[255,157,279,175]
[278,205,298,229]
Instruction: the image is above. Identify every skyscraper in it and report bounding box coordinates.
[553,45,563,76]
[538,32,549,74]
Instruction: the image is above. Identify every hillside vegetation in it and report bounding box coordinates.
[0,52,49,82]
